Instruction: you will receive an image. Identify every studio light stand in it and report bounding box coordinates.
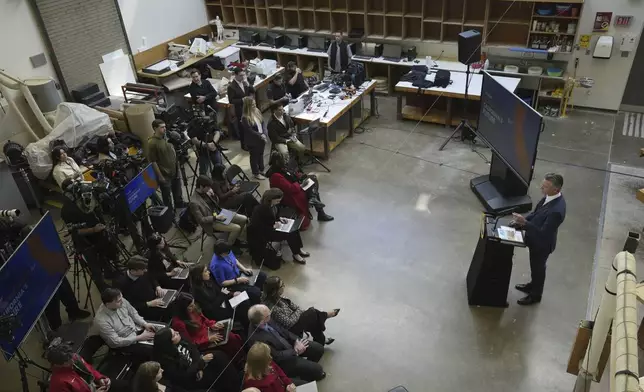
[439,62,477,151]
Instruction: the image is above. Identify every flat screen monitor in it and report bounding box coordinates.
[240,30,254,43]
[382,44,402,58]
[307,36,325,50]
[122,164,159,213]
[0,212,69,360]
[476,72,543,186]
[360,43,377,57]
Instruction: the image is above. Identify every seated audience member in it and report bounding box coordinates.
[263,276,339,345]
[249,189,309,265]
[248,305,325,382]
[266,152,333,230]
[210,240,267,304]
[153,327,241,392]
[241,96,268,180]
[52,147,83,188]
[267,103,306,162]
[211,163,259,217]
[244,342,300,392]
[132,361,188,392]
[189,68,218,109]
[266,74,291,108]
[190,175,248,250]
[190,264,251,329]
[46,338,129,392]
[171,293,244,364]
[284,61,308,98]
[115,256,171,321]
[147,232,191,289]
[91,288,157,357]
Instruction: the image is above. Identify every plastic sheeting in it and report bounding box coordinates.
[25,103,113,179]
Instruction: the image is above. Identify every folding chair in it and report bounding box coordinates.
[224,164,261,199]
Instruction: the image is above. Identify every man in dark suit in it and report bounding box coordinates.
[267,102,306,161]
[247,304,326,382]
[511,173,566,305]
[227,67,255,150]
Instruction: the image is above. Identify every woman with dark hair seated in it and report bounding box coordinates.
[153,327,241,392]
[147,232,191,289]
[262,276,339,345]
[132,361,190,392]
[249,188,309,265]
[189,264,250,329]
[51,146,83,189]
[210,240,267,304]
[211,163,259,217]
[265,152,333,231]
[170,293,244,366]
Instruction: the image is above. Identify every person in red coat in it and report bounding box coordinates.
[46,338,125,392]
[171,292,244,366]
[244,342,300,392]
[266,152,333,230]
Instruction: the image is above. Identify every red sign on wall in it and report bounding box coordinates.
[615,16,633,27]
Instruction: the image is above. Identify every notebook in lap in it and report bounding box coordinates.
[208,318,233,347]
[214,209,235,225]
[158,289,178,308]
[171,268,190,280]
[138,322,166,345]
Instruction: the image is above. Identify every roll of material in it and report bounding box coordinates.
[504,65,519,73]
[125,104,155,156]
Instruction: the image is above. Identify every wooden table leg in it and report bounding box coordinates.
[370,90,376,117]
[397,94,403,121]
[323,126,330,159]
[348,105,355,138]
[445,97,453,128]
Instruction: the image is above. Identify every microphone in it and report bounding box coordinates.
[491,206,522,234]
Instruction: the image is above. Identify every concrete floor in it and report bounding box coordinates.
[1,96,634,392]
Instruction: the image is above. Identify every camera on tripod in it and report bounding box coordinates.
[167,130,192,163]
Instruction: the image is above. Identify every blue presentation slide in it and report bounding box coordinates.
[0,213,69,360]
[123,164,159,213]
[477,72,543,184]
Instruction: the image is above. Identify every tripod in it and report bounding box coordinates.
[439,63,477,151]
[299,125,330,172]
[14,349,50,392]
[71,252,95,312]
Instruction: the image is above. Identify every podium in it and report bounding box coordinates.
[466,215,526,307]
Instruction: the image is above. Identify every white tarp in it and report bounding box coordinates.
[25,102,112,179]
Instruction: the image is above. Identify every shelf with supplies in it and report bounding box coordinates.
[205,0,582,49]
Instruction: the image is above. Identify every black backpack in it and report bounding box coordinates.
[433,70,452,88]
[346,62,366,87]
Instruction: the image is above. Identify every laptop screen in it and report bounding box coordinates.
[360,43,376,56]
[382,44,402,58]
[308,37,325,50]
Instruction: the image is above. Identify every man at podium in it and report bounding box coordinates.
[511,173,566,306]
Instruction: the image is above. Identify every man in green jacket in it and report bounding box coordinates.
[147,119,185,211]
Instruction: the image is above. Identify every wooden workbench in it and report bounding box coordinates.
[395,73,521,128]
[292,80,377,159]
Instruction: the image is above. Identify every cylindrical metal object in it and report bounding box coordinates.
[25,79,62,113]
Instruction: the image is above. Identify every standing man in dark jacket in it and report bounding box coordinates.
[147,119,184,211]
[326,31,352,73]
[188,69,218,110]
[511,173,566,305]
[227,67,255,150]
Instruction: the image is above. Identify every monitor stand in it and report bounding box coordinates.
[470,153,532,213]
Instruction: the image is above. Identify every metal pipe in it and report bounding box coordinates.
[612,251,638,392]
[573,257,618,392]
[0,84,39,142]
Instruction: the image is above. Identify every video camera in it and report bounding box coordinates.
[0,209,27,264]
[167,130,192,163]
